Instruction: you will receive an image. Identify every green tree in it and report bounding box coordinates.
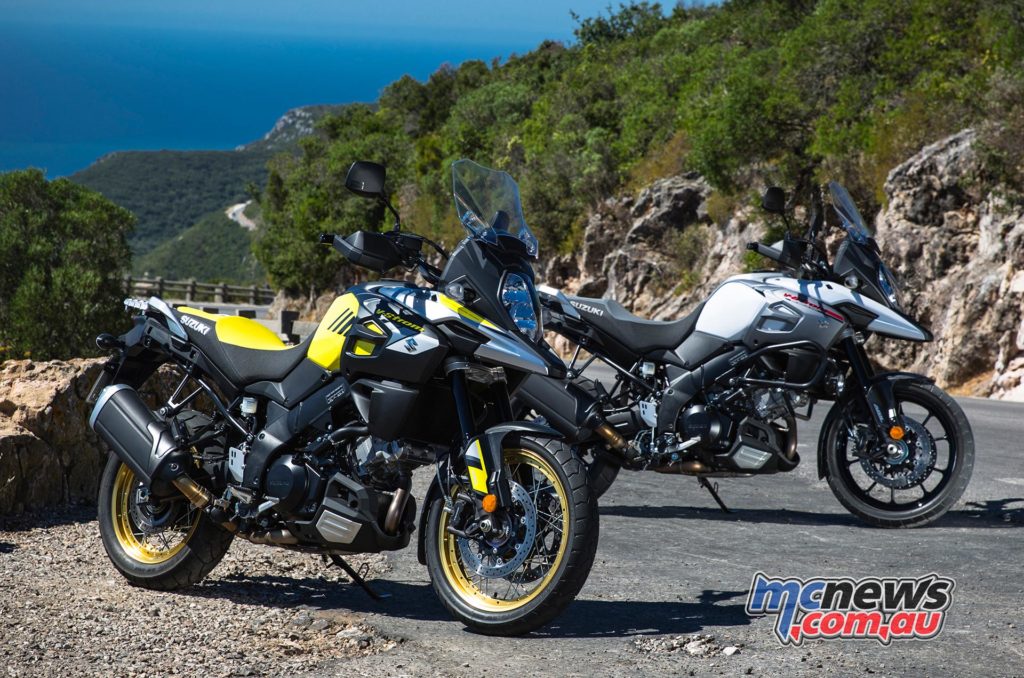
[0,169,134,360]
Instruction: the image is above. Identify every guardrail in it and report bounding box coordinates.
[124,276,275,305]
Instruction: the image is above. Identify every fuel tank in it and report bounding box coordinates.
[306,285,447,383]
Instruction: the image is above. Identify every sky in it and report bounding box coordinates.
[0,0,631,176]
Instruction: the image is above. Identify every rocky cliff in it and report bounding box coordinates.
[545,129,1024,399]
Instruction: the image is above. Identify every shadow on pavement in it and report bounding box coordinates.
[186,573,751,637]
[538,588,751,638]
[0,541,16,553]
[602,498,1024,527]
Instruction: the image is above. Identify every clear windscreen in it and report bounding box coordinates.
[828,181,872,244]
[452,159,539,257]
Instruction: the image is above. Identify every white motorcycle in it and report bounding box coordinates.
[515,182,974,528]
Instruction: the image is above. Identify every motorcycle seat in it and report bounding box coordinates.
[176,307,312,386]
[567,296,704,354]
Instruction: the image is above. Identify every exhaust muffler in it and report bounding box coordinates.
[89,384,193,489]
[513,374,628,450]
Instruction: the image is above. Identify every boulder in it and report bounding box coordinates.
[0,359,107,514]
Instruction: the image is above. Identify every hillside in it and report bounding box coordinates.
[254,0,1024,295]
[69,104,346,256]
[134,206,265,284]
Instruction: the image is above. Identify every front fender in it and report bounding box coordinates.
[416,420,561,565]
[816,371,934,479]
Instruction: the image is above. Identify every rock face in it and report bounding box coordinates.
[545,173,768,322]
[0,359,107,514]
[545,129,1024,399]
[874,129,1024,397]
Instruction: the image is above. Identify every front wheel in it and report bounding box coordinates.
[424,439,598,635]
[821,381,974,528]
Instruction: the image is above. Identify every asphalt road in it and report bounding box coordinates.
[309,377,1024,677]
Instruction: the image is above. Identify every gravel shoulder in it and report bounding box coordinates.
[0,509,395,677]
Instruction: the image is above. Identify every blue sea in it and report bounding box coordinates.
[0,22,562,177]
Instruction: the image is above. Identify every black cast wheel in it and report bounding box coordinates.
[821,381,973,528]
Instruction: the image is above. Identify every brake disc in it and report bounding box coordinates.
[860,418,936,489]
[457,481,537,579]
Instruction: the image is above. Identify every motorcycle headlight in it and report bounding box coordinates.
[877,265,903,311]
[500,273,541,342]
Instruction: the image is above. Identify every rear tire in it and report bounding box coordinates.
[583,450,620,499]
[425,439,598,635]
[97,454,234,590]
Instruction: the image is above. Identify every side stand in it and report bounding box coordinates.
[698,477,731,514]
[327,554,390,600]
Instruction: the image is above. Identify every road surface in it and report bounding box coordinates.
[312,388,1024,677]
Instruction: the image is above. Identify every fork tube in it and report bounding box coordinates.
[843,337,897,439]
[449,365,475,446]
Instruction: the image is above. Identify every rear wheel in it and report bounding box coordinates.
[425,439,597,635]
[822,382,973,528]
[98,454,233,590]
[581,446,620,499]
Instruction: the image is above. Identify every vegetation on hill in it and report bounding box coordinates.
[135,208,266,284]
[70,149,270,255]
[67,104,348,259]
[0,170,133,360]
[256,0,1024,294]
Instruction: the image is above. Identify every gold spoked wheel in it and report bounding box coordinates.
[111,464,200,564]
[438,448,569,612]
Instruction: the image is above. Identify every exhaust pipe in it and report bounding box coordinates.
[384,486,410,535]
[245,529,299,545]
[91,384,244,532]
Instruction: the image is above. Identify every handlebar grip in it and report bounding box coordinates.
[318,233,335,245]
[746,241,784,261]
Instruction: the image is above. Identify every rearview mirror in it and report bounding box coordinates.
[762,186,787,214]
[345,161,387,199]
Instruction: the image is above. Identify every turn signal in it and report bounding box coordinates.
[889,426,905,440]
[481,494,498,513]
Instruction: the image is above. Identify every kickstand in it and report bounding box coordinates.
[326,554,391,601]
[698,477,731,514]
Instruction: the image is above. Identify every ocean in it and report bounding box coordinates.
[0,23,552,177]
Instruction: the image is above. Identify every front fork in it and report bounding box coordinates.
[448,360,513,508]
[842,337,903,454]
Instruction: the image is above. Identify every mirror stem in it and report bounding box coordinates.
[382,197,401,232]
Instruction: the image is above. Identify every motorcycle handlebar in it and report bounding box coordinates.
[746,241,785,262]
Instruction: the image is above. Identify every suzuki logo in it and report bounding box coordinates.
[570,300,605,317]
[404,337,418,353]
